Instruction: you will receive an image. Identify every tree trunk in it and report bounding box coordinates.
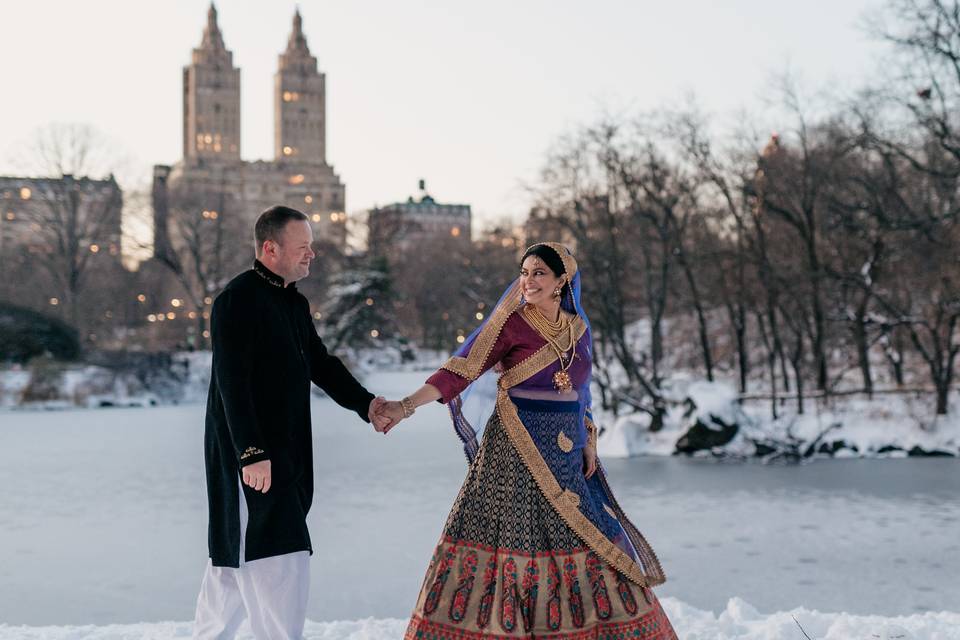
[679,253,714,381]
[854,302,874,398]
[755,311,779,420]
[791,333,806,415]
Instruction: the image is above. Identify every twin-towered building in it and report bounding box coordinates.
[152,4,347,259]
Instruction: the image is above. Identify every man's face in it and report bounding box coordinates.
[272,220,316,283]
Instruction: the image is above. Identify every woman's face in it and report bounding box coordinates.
[520,254,564,307]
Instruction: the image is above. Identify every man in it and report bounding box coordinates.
[193,205,392,639]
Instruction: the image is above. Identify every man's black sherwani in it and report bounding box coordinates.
[204,259,374,567]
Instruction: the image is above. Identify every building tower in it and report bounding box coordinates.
[274,10,326,164]
[183,3,241,162]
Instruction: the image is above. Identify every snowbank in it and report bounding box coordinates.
[598,377,960,459]
[2,598,958,639]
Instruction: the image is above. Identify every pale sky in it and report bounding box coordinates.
[0,0,883,228]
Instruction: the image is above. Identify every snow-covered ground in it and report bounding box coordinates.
[1,371,958,639]
[3,599,959,639]
[599,376,960,458]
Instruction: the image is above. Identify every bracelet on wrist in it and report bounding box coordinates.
[401,396,416,418]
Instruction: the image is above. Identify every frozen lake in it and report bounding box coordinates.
[0,371,957,626]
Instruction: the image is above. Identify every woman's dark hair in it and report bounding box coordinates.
[520,244,570,298]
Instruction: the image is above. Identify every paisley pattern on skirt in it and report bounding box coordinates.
[405,400,677,639]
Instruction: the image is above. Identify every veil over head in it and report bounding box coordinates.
[447,242,594,463]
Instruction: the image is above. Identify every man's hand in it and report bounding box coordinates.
[369,396,393,432]
[242,459,271,493]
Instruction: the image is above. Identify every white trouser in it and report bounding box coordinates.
[192,481,310,640]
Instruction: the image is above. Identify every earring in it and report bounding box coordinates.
[553,285,562,298]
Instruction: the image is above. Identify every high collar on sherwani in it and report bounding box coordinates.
[252,259,296,290]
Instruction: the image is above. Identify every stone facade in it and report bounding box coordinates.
[153,4,347,258]
[368,181,471,256]
[0,175,122,264]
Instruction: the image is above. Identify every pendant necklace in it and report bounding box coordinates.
[523,304,576,393]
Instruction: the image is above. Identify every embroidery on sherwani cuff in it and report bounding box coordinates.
[439,281,523,380]
[494,388,664,588]
[239,446,265,460]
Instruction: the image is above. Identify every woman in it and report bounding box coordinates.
[381,242,677,639]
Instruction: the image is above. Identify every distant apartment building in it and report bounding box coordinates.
[0,175,122,264]
[368,181,471,256]
[152,5,348,262]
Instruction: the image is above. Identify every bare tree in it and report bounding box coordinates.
[153,176,248,348]
[7,124,126,337]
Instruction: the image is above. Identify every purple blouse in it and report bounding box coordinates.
[427,311,591,404]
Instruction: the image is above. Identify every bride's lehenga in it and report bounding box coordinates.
[404,265,678,640]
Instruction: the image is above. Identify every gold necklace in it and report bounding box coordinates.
[524,305,574,349]
[523,304,577,393]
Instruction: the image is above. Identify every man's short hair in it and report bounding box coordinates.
[254,205,309,255]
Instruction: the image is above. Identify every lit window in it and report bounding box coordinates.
[20,187,31,200]
[289,174,305,185]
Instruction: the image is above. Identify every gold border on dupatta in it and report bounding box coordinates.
[494,318,667,589]
[439,281,523,380]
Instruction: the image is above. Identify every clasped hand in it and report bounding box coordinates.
[370,398,406,434]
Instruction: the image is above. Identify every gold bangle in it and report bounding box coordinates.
[400,396,416,418]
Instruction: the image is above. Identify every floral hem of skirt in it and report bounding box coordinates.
[405,594,675,640]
